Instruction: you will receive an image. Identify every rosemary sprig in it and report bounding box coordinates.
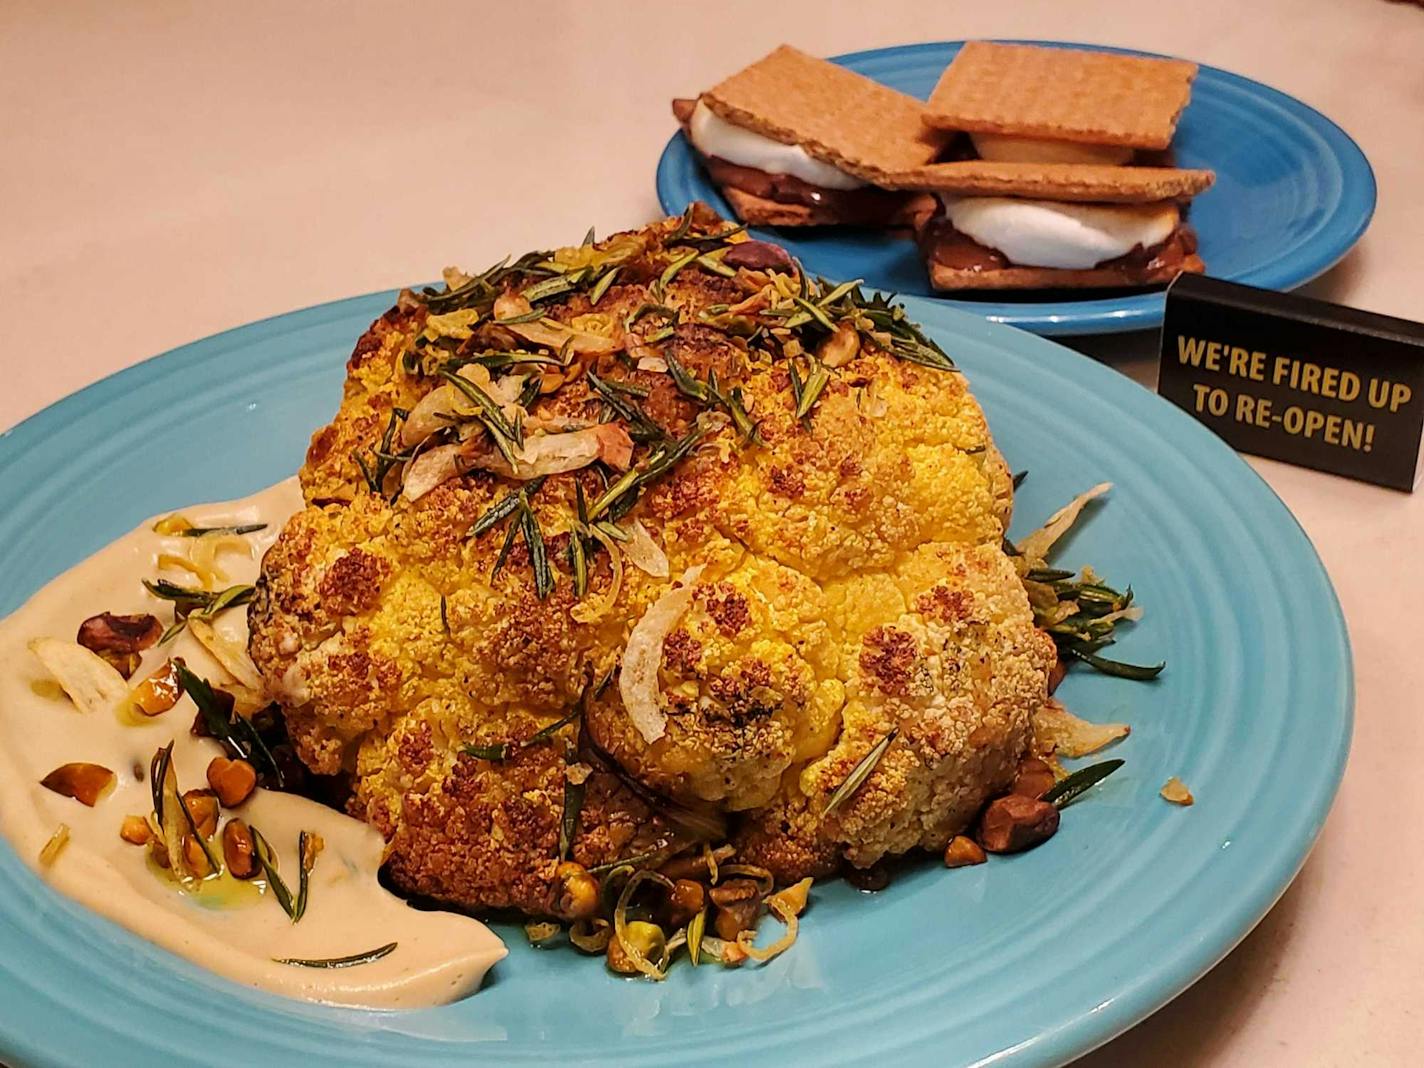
[275,942,398,969]
[1065,646,1165,680]
[174,523,267,538]
[469,480,540,538]
[439,594,451,636]
[145,580,255,643]
[438,369,521,466]
[518,496,554,599]
[1042,759,1125,809]
[587,423,707,522]
[354,407,412,496]
[658,250,699,291]
[663,352,761,444]
[250,826,298,921]
[462,708,583,764]
[822,729,897,817]
[522,272,583,305]
[586,369,667,444]
[795,357,831,424]
[560,776,586,861]
[175,664,284,787]
[293,830,317,922]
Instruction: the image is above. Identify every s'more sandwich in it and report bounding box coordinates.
[878,42,1216,290]
[672,45,945,229]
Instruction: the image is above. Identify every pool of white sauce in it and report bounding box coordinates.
[0,478,506,1008]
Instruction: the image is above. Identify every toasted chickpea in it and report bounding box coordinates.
[182,789,220,838]
[943,835,987,868]
[206,757,257,808]
[555,861,599,920]
[119,815,152,846]
[664,879,705,928]
[709,878,762,941]
[606,920,666,975]
[222,820,258,879]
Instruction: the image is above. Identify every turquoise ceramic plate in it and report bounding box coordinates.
[0,291,1351,1067]
[656,41,1377,336]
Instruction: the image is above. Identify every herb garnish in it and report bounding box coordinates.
[439,369,522,465]
[462,707,583,764]
[175,664,284,787]
[174,523,267,538]
[275,942,398,969]
[822,729,897,817]
[250,826,298,920]
[1041,759,1125,809]
[560,776,586,862]
[143,579,255,644]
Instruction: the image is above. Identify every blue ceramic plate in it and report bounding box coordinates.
[656,41,1376,335]
[0,292,1351,1067]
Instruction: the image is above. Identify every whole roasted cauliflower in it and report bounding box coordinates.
[248,208,1055,916]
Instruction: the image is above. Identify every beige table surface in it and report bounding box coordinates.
[4,0,1422,1063]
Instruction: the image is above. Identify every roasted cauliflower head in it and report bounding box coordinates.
[249,208,1052,914]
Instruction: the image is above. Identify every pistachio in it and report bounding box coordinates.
[943,835,987,868]
[977,794,1060,854]
[182,789,220,838]
[119,815,152,845]
[1012,757,1057,800]
[222,819,258,879]
[123,657,185,717]
[816,323,861,369]
[39,762,115,807]
[76,612,162,678]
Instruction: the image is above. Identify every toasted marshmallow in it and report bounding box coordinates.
[971,133,1134,166]
[943,196,1179,270]
[688,100,865,191]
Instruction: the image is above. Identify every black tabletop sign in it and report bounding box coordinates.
[1159,275,1424,491]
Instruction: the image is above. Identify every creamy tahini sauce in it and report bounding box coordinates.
[0,479,505,1008]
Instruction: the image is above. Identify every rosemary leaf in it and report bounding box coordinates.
[687,908,706,966]
[823,729,897,817]
[795,360,831,422]
[275,942,398,969]
[589,266,620,306]
[522,273,581,304]
[519,500,554,599]
[493,308,548,325]
[250,826,297,921]
[175,523,266,538]
[560,777,586,861]
[817,278,863,309]
[1012,470,1029,490]
[1066,647,1165,680]
[582,225,596,247]
[293,830,316,922]
[585,369,667,443]
[666,205,696,243]
[470,485,527,538]
[462,743,509,762]
[439,594,450,636]
[658,250,698,291]
[695,252,736,278]
[1042,759,1125,809]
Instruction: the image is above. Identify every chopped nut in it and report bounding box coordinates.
[606,920,666,975]
[817,323,861,368]
[1012,757,1057,800]
[664,878,706,928]
[183,834,214,877]
[39,762,115,807]
[76,612,162,678]
[123,658,185,717]
[709,877,762,941]
[1160,777,1195,806]
[206,757,257,808]
[943,835,987,868]
[555,861,598,920]
[538,371,565,395]
[977,795,1060,854]
[119,815,152,845]
[844,862,891,892]
[723,240,792,272]
[182,789,219,838]
[222,819,258,879]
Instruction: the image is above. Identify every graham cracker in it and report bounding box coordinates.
[924,42,1198,150]
[702,45,948,182]
[723,186,936,229]
[925,253,1204,290]
[878,160,1214,203]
